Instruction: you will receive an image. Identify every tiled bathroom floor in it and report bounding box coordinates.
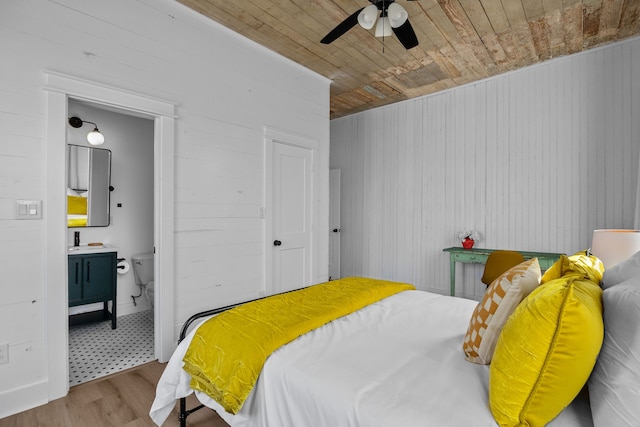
[68,310,154,387]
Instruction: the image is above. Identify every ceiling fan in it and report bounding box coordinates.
[321,0,419,49]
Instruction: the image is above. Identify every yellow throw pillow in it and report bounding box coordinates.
[540,251,604,285]
[489,274,603,427]
[481,250,526,286]
[463,258,541,364]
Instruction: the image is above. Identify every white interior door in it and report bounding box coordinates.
[329,169,341,280]
[271,142,313,294]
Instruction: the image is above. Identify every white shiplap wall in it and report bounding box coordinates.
[0,0,329,416]
[331,37,640,300]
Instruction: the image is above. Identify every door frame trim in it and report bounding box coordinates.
[263,127,318,295]
[43,70,176,401]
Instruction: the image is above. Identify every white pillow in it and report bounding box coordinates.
[588,275,640,426]
[601,250,640,289]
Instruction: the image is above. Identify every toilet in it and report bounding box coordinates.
[132,253,154,309]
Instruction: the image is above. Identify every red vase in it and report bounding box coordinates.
[462,238,475,249]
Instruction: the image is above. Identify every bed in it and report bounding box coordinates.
[150,252,640,427]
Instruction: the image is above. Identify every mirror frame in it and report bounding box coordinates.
[67,144,112,227]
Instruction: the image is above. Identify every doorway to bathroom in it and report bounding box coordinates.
[45,70,176,401]
[66,100,155,385]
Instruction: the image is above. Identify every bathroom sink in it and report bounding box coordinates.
[68,244,116,254]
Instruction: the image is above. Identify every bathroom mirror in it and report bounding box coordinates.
[67,144,112,227]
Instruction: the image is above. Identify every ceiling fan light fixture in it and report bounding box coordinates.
[357,5,378,30]
[320,1,419,49]
[375,16,392,37]
[387,3,408,28]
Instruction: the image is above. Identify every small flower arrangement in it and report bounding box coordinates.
[458,229,480,243]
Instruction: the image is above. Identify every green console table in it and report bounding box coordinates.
[442,247,564,296]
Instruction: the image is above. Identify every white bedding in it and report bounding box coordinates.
[150,290,593,426]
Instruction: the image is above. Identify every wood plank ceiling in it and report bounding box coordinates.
[178,0,640,119]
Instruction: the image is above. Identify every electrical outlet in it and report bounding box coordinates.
[0,343,8,365]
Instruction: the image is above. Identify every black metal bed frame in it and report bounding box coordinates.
[176,295,270,427]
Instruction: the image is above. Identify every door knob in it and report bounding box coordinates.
[333,228,340,233]
[273,240,282,246]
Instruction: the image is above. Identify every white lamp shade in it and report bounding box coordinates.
[358,5,378,30]
[387,3,408,28]
[375,17,392,37]
[87,129,105,146]
[590,229,640,269]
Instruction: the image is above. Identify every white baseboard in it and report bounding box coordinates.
[0,379,49,419]
[117,299,152,317]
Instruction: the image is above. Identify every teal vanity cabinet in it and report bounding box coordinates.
[68,250,117,329]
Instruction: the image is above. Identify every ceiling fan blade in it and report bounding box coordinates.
[392,18,419,49]
[321,7,365,44]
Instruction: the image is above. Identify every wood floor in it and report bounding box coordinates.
[0,361,230,427]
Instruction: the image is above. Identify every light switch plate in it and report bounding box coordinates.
[15,200,42,220]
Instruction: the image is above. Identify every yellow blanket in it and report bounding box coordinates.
[182,277,415,414]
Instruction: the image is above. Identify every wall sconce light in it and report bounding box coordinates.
[68,116,105,146]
